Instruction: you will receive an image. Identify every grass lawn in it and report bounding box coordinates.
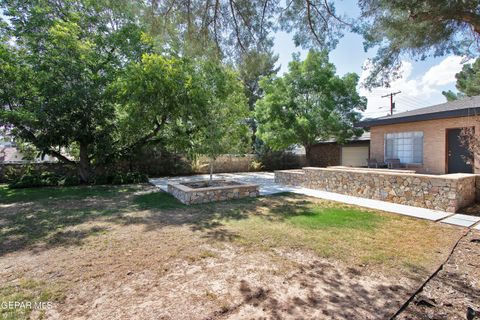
[0,184,463,319]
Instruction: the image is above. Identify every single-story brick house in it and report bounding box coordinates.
[356,96,480,174]
[311,133,371,167]
[293,133,370,167]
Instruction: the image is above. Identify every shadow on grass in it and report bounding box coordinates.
[133,191,187,210]
[0,185,385,257]
[0,186,257,256]
[0,184,140,204]
[233,266,409,320]
[123,191,252,241]
[0,206,121,256]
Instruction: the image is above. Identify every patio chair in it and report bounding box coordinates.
[385,158,401,169]
[366,158,386,168]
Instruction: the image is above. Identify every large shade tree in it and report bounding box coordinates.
[255,50,367,164]
[114,54,250,180]
[0,0,148,182]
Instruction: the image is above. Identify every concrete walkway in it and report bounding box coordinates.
[149,172,477,226]
[440,214,480,227]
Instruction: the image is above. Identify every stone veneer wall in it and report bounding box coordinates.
[275,167,477,212]
[476,175,480,202]
[168,181,259,205]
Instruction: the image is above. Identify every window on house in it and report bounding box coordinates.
[384,131,423,164]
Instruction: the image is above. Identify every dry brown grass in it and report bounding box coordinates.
[0,184,464,319]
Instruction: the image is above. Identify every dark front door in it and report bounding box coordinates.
[447,128,473,173]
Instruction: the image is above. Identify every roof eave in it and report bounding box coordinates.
[355,107,480,128]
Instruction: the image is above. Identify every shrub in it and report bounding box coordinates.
[93,172,148,186]
[9,171,148,188]
[93,174,113,185]
[58,175,80,186]
[9,174,44,189]
[9,173,80,189]
[40,172,60,186]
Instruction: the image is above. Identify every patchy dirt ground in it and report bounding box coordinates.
[395,229,480,320]
[0,184,468,319]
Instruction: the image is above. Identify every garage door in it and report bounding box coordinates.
[341,146,369,167]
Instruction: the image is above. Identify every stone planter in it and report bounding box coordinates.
[167,180,259,205]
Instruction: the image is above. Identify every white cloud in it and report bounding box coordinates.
[359,56,467,118]
[421,56,465,87]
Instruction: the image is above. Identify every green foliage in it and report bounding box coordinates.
[9,173,80,189]
[58,175,82,187]
[14,140,38,162]
[279,0,350,50]
[360,0,480,87]
[255,50,366,162]
[238,49,280,111]
[8,171,146,189]
[442,58,480,101]
[93,172,148,186]
[442,90,464,102]
[116,54,251,172]
[0,0,149,182]
[114,53,197,151]
[191,61,251,161]
[141,0,279,59]
[238,49,279,151]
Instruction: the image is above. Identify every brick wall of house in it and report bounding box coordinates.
[308,143,341,167]
[370,116,480,174]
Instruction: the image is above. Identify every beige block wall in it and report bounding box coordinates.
[370,116,480,174]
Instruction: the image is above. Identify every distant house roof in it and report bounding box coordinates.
[356,95,480,128]
[314,132,371,144]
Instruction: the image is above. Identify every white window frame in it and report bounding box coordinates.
[384,131,423,164]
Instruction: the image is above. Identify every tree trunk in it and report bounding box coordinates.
[305,144,313,166]
[78,142,91,183]
[209,157,214,184]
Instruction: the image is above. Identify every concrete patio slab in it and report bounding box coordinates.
[149,172,291,195]
[150,172,453,222]
[440,214,480,227]
[473,223,480,231]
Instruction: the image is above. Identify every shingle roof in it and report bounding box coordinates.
[315,131,371,143]
[356,95,480,127]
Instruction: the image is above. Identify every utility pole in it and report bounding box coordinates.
[381,91,401,115]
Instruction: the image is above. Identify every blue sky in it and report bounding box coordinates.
[2,3,464,119]
[272,1,465,118]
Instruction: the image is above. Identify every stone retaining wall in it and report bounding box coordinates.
[167,180,259,205]
[275,169,306,186]
[275,167,477,212]
[476,175,480,202]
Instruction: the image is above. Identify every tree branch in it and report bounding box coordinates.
[118,115,168,156]
[322,0,353,28]
[229,0,246,52]
[16,125,76,164]
[305,0,323,46]
[409,10,480,35]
